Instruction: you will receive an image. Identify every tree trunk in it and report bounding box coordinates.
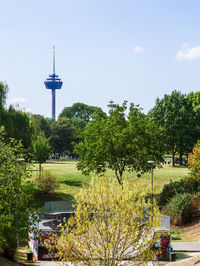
[115,170,123,186]
[172,152,175,167]
[39,163,42,178]
[179,153,183,166]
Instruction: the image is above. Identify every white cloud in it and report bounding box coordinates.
[133,46,144,53]
[8,97,27,104]
[176,44,200,60]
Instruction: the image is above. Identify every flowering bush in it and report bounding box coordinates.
[188,141,200,180]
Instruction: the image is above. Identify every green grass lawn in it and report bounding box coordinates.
[32,160,188,207]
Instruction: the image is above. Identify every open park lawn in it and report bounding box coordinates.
[32,160,189,203]
[32,160,200,242]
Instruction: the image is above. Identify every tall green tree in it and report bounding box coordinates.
[50,117,75,157]
[32,134,52,176]
[0,82,8,124]
[0,128,37,259]
[59,102,103,124]
[59,103,104,143]
[187,91,200,139]
[75,101,164,185]
[3,106,33,149]
[30,114,52,139]
[151,90,196,166]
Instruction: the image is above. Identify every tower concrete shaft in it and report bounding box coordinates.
[51,89,56,120]
[44,46,63,120]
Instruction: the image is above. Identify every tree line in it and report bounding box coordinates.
[1,81,200,168]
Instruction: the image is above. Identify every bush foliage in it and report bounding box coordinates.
[162,193,193,225]
[158,177,200,207]
[36,171,59,194]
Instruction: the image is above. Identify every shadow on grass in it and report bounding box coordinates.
[176,253,192,260]
[60,180,85,187]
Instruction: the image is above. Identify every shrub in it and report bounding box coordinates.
[158,178,200,207]
[36,171,59,193]
[162,193,193,225]
[188,140,200,179]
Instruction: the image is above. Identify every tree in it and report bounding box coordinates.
[187,91,200,142]
[0,82,8,124]
[151,90,196,166]
[32,134,52,177]
[45,177,161,265]
[0,128,37,259]
[59,103,104,143]
[50,117,75,157]
[188,141,200,179]
[75,101,164,185]
[30,114,52,139]
[59,102,103,125]
[3,106,33,149]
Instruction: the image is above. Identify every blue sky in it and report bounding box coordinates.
[1,0,200,118]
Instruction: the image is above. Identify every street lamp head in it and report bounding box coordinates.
[147,160,154,164]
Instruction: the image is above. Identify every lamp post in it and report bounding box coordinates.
[147,160,154,219]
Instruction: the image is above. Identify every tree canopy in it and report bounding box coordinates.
[150,90,197,166]
[50,117,75,156]
[32,134,52,176]
[0,82,8,124]
[75,101,164,185]
[30,114,52,139]
[0,128,37,259]
[59,102,103,122]
[59,102,104,137]
[3,106,33,149]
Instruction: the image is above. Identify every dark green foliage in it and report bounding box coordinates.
[3,106,33,149]
[31,114,52,139]
[59,102,103,125]
[50,117,75,155]
[32,135,52,165]
[151,90,197,166]
[158,178,200,207]
[32,134,52,176]
[162,193,193,225]
[0,128,37,259]
[36,171,59,194]
[0,82,8,124]
[59,103,105,144]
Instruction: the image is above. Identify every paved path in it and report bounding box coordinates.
[172,242,200,252]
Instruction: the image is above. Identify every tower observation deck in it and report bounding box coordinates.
[44,46,63,120]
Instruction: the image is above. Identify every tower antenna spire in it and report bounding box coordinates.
[45,46,63,120]
[53,46,55,74]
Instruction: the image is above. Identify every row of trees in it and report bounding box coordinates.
[0,83,84,158]
[1,81,200,169]
[151,90,200,166]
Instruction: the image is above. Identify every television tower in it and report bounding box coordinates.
[44,46,63,120]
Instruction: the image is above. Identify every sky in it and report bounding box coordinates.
[1,0,200,119]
